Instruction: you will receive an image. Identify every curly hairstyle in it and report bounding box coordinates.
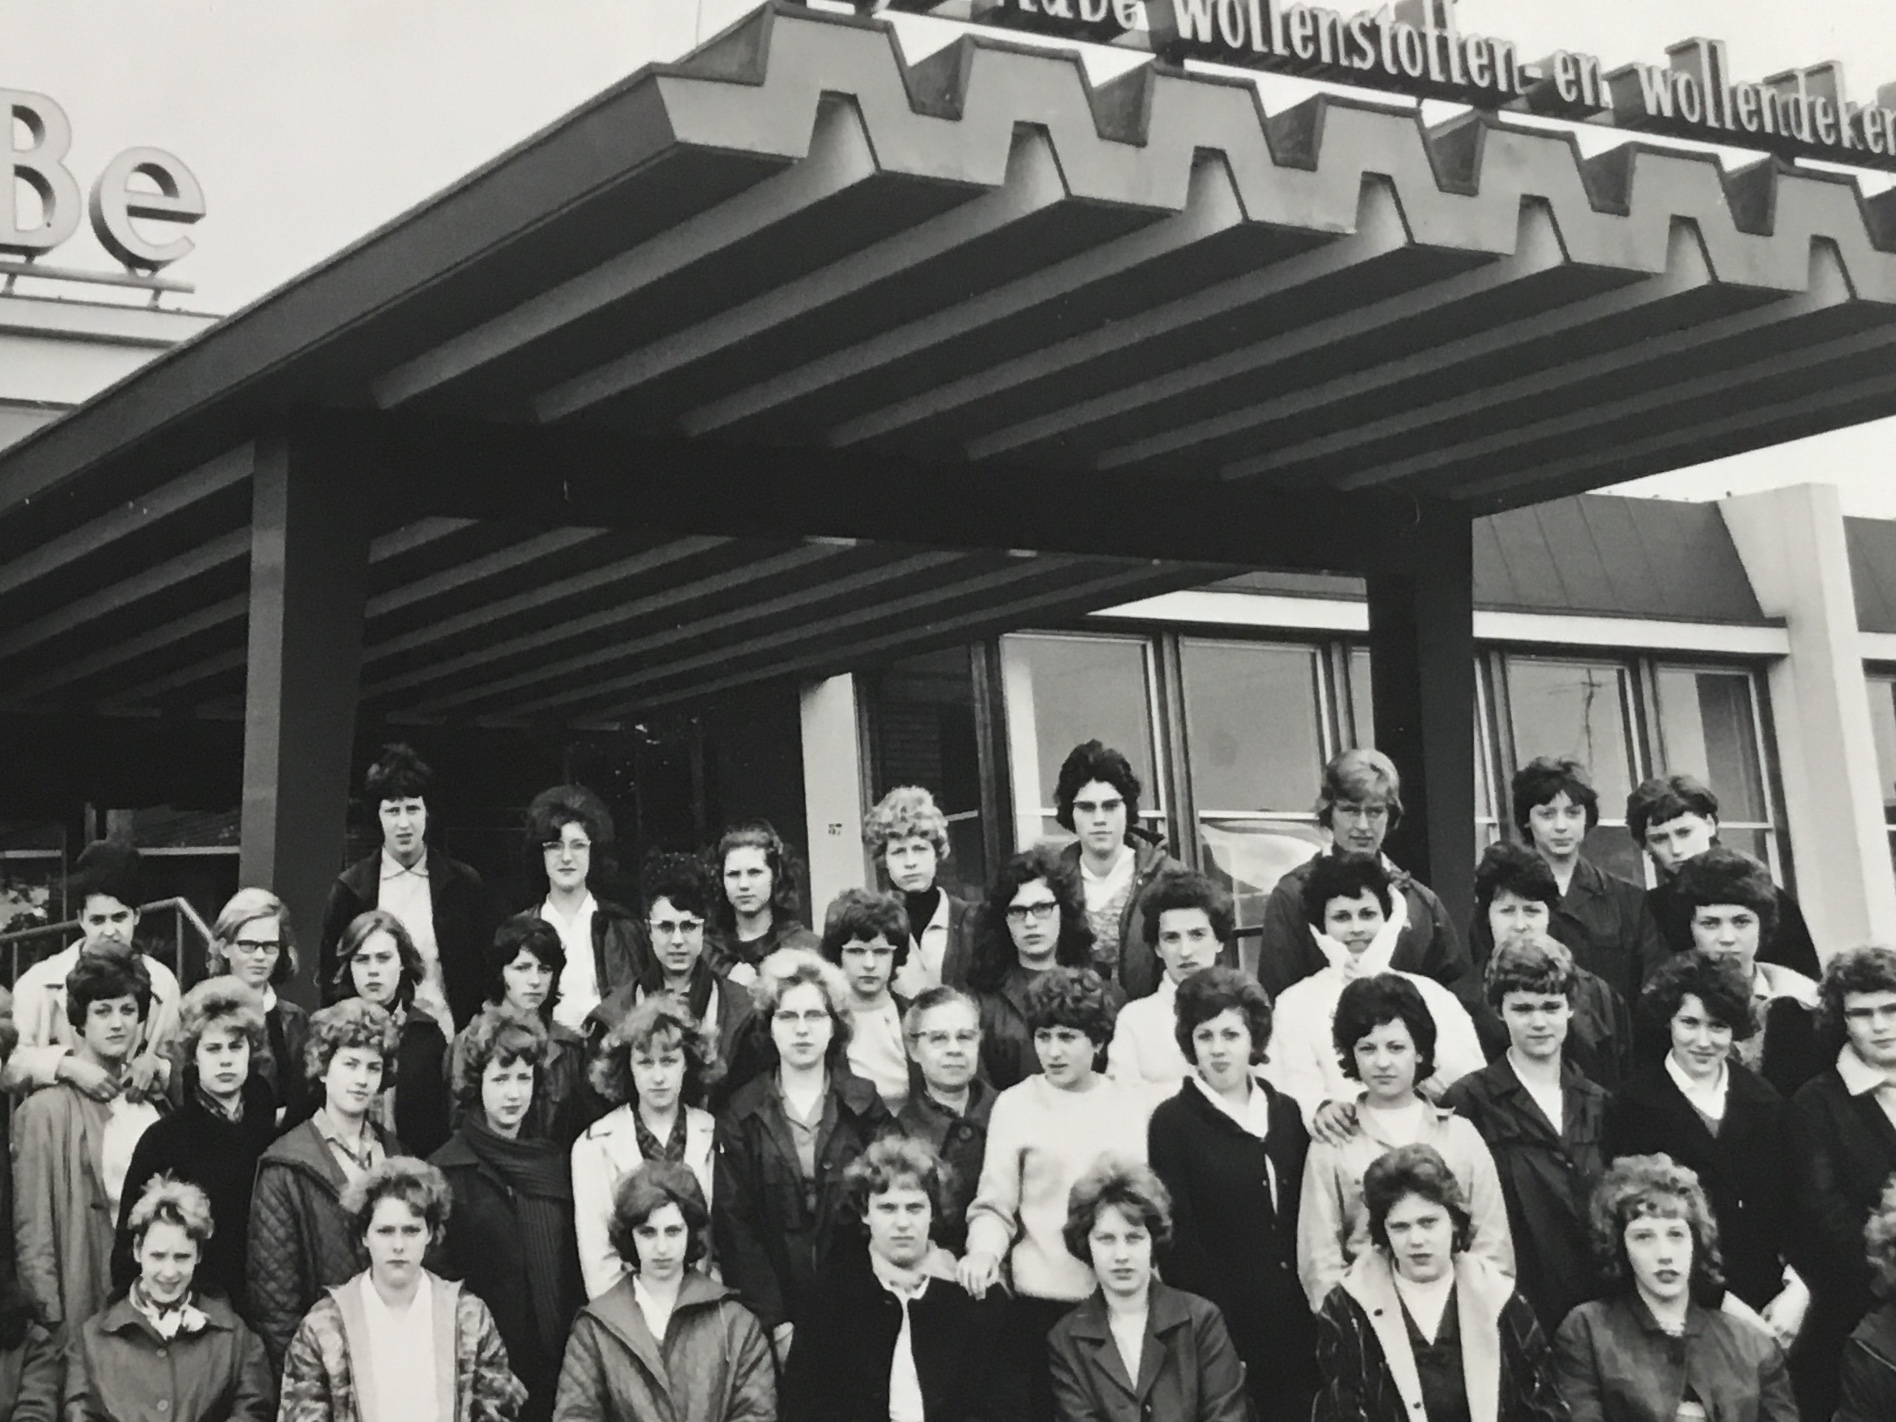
[1638,950,1756,1047]
[1061,1156,1173,1262]
[363,743,432,807]
[589,994,715,1108]
[1174,964,1273,1066]
[209,886,299,986]
[1510,755,1601,836]
[820,888,911,974]
[126,1174,216,1248]
[1023,965,1118,1047]
[1302,850,1393,929]
[844,1136,955,1228]
[1820,945,1896,1040]
[1672,847,1778,952]
[524,784,615,897]
[1364,1144,1475,1255]
[1053,740,1142,834]
[1485,934,1579,1012]
[65,950,152,1030]
[1625,774,1718,845]
[344,1156,452,1246]
[176,975,268,1068]
[1315,748,1403,830]
[1590,1153,1723,1294]
[1474,841,1559,917]
[1139,869,1233,949]
[453,1004,550,1111]
[608,1160,710,1273]
[864,785,951,861]
[482,916,566,1018]
[1333,973,1438,1084]
[1862,1176,1896,1294]
[967,844,1094,995]
[332,908,424,1010]
[643,850,717,922]
[713,820,806,931]
[752,947,854,1068]
[305,998,400,1085]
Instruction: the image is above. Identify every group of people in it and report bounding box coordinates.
[3,738,1896,1421]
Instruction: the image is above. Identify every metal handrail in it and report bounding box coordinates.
[1,895,218,991]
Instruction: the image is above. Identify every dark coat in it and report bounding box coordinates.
[318,848,495,1028]
[712,1068,896,1331]
[719,917,821,977]
[1258,851,1475,1007]
[1048,1282,1249,1422]
[0,1317,60,1422]
[1056,834,1183,1000]
[550,1270,776,1422]
[782,1253,1007,1422]
[245,1115,401,1372]
[431,1131,585,1422]
[260,997,314,1127]
[64,1291,273,1422]
[1604,1062,1798,1312]
[1647,878,1820,981]
[1545,857,1669,1007]
[507,899,645,1012]
[1468,956,1631,1092]
[388,1005,453,1159]
[935,895,984,990]
[895,1079,995,1255]
[1554,1294,1796,1422]
[590,960,761,1114]
[1443,1057,1608,1333]
[1838,1300,1896,1422]
[112,1075,279,1312]
[1146,1078,1315,1421]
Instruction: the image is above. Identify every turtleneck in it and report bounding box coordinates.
[904,887,944,946]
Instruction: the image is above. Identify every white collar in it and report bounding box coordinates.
[1189,1072,1274,1139]
[869,1252,931,1302]
[541,891,597,926]
[1837,1044,1896,1095]
[1311,890,1410,977]
[380,848,428,880]
[1665,1052,1730,1119]
[1079,845,1132,882]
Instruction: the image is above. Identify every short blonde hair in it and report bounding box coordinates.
[863,786,950,860]
[751,948,853,1066]
[1316,748,1404,829]
[452,1004,550,1110]
[127,1174,215,1246]
[305,999,400,1084]
[177,975,267,1062]
[344,1156,452,1246]
[209,887,299,985]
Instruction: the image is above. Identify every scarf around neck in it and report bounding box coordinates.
[463,1115,574,1362]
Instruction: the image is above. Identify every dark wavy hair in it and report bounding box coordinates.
[523,784,615,898]
[1590,1153,1723,1293]
[1474,841,1559,916]
[844,1135,955,1231]
[1174,964,1273,1065]
[1671,847,1778,952]
[1333,973,1437,1083]
[332,908,424,1011]
[1820,945,1896,1040]
[967,844,1094,995]
[1625,774,1718,844]
[1485,934,1579,1012]
[1302,850,1393,928]
[363,743,431,808]
[1053,740,1143,834]
[482,916,567,1020]
[1061,1156,1172,1261]
[1023,965,1118,1047]
[712,820,805,932]
[820,888,912,974]
[1364,1144,1475,1255]
[1139,869,1233,949]
[1510,755,1601,836]
[1638,950,1757,1047]
[65,950,153,1030]
[608,1161,709,1273]
[69,840,143,913]
[452,1004,550,1112]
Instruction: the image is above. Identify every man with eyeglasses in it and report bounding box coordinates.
[895,987,991,1256]
[511,783,642,1033]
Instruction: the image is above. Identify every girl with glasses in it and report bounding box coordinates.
[207,887,310,1125]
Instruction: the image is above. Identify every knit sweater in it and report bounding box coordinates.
[1107,976,1192,1097]
[965,1074,1148,1301]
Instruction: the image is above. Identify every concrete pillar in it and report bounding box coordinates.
[800,672,869,926]
[238,434,369,1003]
[1721,483,1896,953]
[1366,503,1477,937]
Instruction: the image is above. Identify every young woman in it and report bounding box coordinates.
[712,820,819,984]
[864,784,980,995]
[332,907,452,1157]
[279,1157,526,1422]
[516,784,642,1033]
[1314,1145,1562,1422]
[553,1161,775,1422]
[246,999,401,1371]
[1605,952,1805,1347]
[1106,870,1226,1095]
[1048,1158,1248,1422]
[207,886,312,1124]
[962,966,1144,1422]
[818,887,913,1111]
[432,1006,584,1422]
[964,844,1102,1091]
[1297,973,1511,1311]
[113,976,278,1312]
[714,948,895,1362]
[448,917,596,1147]
[66,1177,273,1422]
[572,995,717,1300]
[1147,965,1316,1422]
[1555,1154,1797,1421]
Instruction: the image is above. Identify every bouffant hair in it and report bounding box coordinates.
[1302,850,1393,929]
[1364,1144,1475,1255]
[1485,934,1579,1013]
[332,908,424,1011]
[751,948,854,1067]
[177,975,268,1063]
[1672,848,1778,951]
[1625,774,1717,844]
[209,886,299,986]
[1173,965,1273,1066]
[820,888,911,974]
[1061,1156,1172,1262]
[1333,973,1438,1084]
[363,743,431,807]
[1053,740,1142,834]
[452,1004,550,1110]
[1510,755,1600,836]
[608,1161,709,1273]
[968,845,1094,995]
[1474,841,1560,916]
[1315,748,1403,830]
[1820,945,1896,1040]
[863,786,951,860]
[589,995,715,1107]
[344,1156,452,1246]
[1638,950,1757,1044]
[65,950,152,1030]
[1023,965,1118,1048]
[1140,869,1233,949]
[844,1136,954,1227]
[69,840,142,914]
[1590,1153,1723,1293]
[526,783,614,849]
[125,1174,216,1247]
[305,998,400,1084]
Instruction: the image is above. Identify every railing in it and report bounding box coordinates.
[0,895,218,992]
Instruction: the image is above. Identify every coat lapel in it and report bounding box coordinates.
[588,1282,676,1407]
[432,1278,460,1422]
[1064,1297,1139,1398]
[334,1279,383,1422]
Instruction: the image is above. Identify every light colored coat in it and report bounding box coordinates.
[570,1104,715,1300]
[2,943,180,1091]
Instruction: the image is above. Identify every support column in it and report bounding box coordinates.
[1366,502,1477,937]
[238,434,369,1004]
[1721,483,1896,953]
[800,673,869,921]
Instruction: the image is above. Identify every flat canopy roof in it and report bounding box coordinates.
[3,3,1894,727]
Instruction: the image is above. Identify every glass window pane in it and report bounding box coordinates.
[1347,646,1374,751]
[1504,657,1637,817]
[1654,668,1768,824]
[1866,675,1896,828]
[999,633,1159,850]
[862,646,987,897]
[1181,640,1324,814]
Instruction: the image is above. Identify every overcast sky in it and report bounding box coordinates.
[9,0,1896,512]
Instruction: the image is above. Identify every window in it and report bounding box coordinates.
[1868,671,1896,873]
[1652,666,1776,871]
[862,647,989,898]
[1498,655,1644,881]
